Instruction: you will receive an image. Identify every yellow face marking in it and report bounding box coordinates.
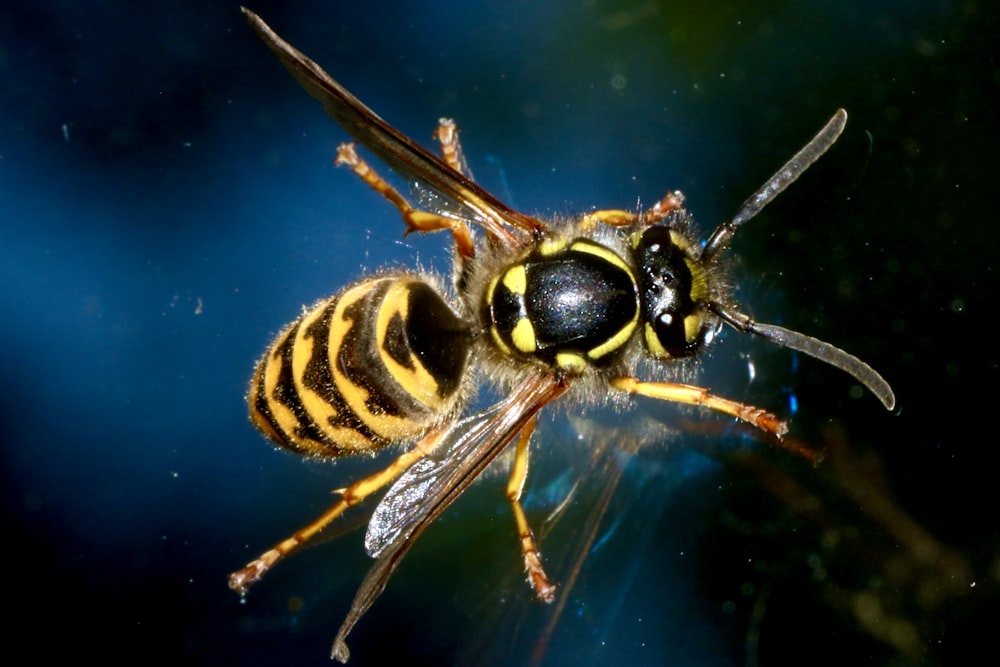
[668,230,709,303]
[502,265,527,295]
[510,318,537,354]
[644,322,670,358]
[685,258,709,303]
[555,352,587,375]
[668,230,695,254]
[683,314,702,344]
[376,281,447,412]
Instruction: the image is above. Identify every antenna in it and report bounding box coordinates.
[709,303,896,410]
[700,109,848,263]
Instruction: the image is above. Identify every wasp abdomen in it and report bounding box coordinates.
[250,276,473,457]
[484,238,638,373]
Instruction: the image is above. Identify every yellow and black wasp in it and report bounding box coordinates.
[232,9,895,662]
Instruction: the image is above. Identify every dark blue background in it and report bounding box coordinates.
[2,2,995,665]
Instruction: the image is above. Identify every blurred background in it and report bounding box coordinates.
[2,1,996,665]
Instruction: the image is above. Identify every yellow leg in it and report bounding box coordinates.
[335,142,476,259]
[229,426,450,595]
[579,190,686,231]
[432,118,474,179]
[611,376,789,438]
[505,416,556,602]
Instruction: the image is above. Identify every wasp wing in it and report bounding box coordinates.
[329,372,567,662]
[456,416,654,666]
[364,404,504,557]
[242,9,543,247]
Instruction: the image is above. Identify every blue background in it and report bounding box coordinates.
[2,1,996,665]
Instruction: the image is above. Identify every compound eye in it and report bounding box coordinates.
[652,312,701,358]
[636,225,705,358]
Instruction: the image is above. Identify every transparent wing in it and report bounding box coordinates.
[365,403,505,557]
[458,412,781,667]
[455,415,666,666]
[243,9,543,247]
[331,372,568,662]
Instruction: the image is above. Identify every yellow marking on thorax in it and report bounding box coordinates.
[510,318,537,354]
[644,322,670,358]
[486,273,500,302]
[587,317,638,360]
[502,265,527,295]
[537,237,568,256]
[568,240,631,273]
[490,326,512,356]
[555,352,587,375]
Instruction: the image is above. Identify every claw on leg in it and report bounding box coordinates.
[579,190,686,231]
[228,427,452,596]
[506,417,557,602]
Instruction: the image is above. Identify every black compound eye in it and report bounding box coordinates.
[635,226,702,357]
[653,312,696,357]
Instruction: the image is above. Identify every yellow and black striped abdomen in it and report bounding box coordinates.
[249,276,474,458]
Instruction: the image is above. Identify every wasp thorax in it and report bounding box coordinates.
[634,225,715,358]
[483,238,639,373]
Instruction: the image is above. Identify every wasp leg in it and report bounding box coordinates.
[433,118,475,180]
[579,190,686,231]
[229,425,451,596]
[611,376,789,438]
[506,416,557,603]
[335,142,476,260]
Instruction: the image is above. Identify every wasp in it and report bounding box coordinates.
[233,9,895,662]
